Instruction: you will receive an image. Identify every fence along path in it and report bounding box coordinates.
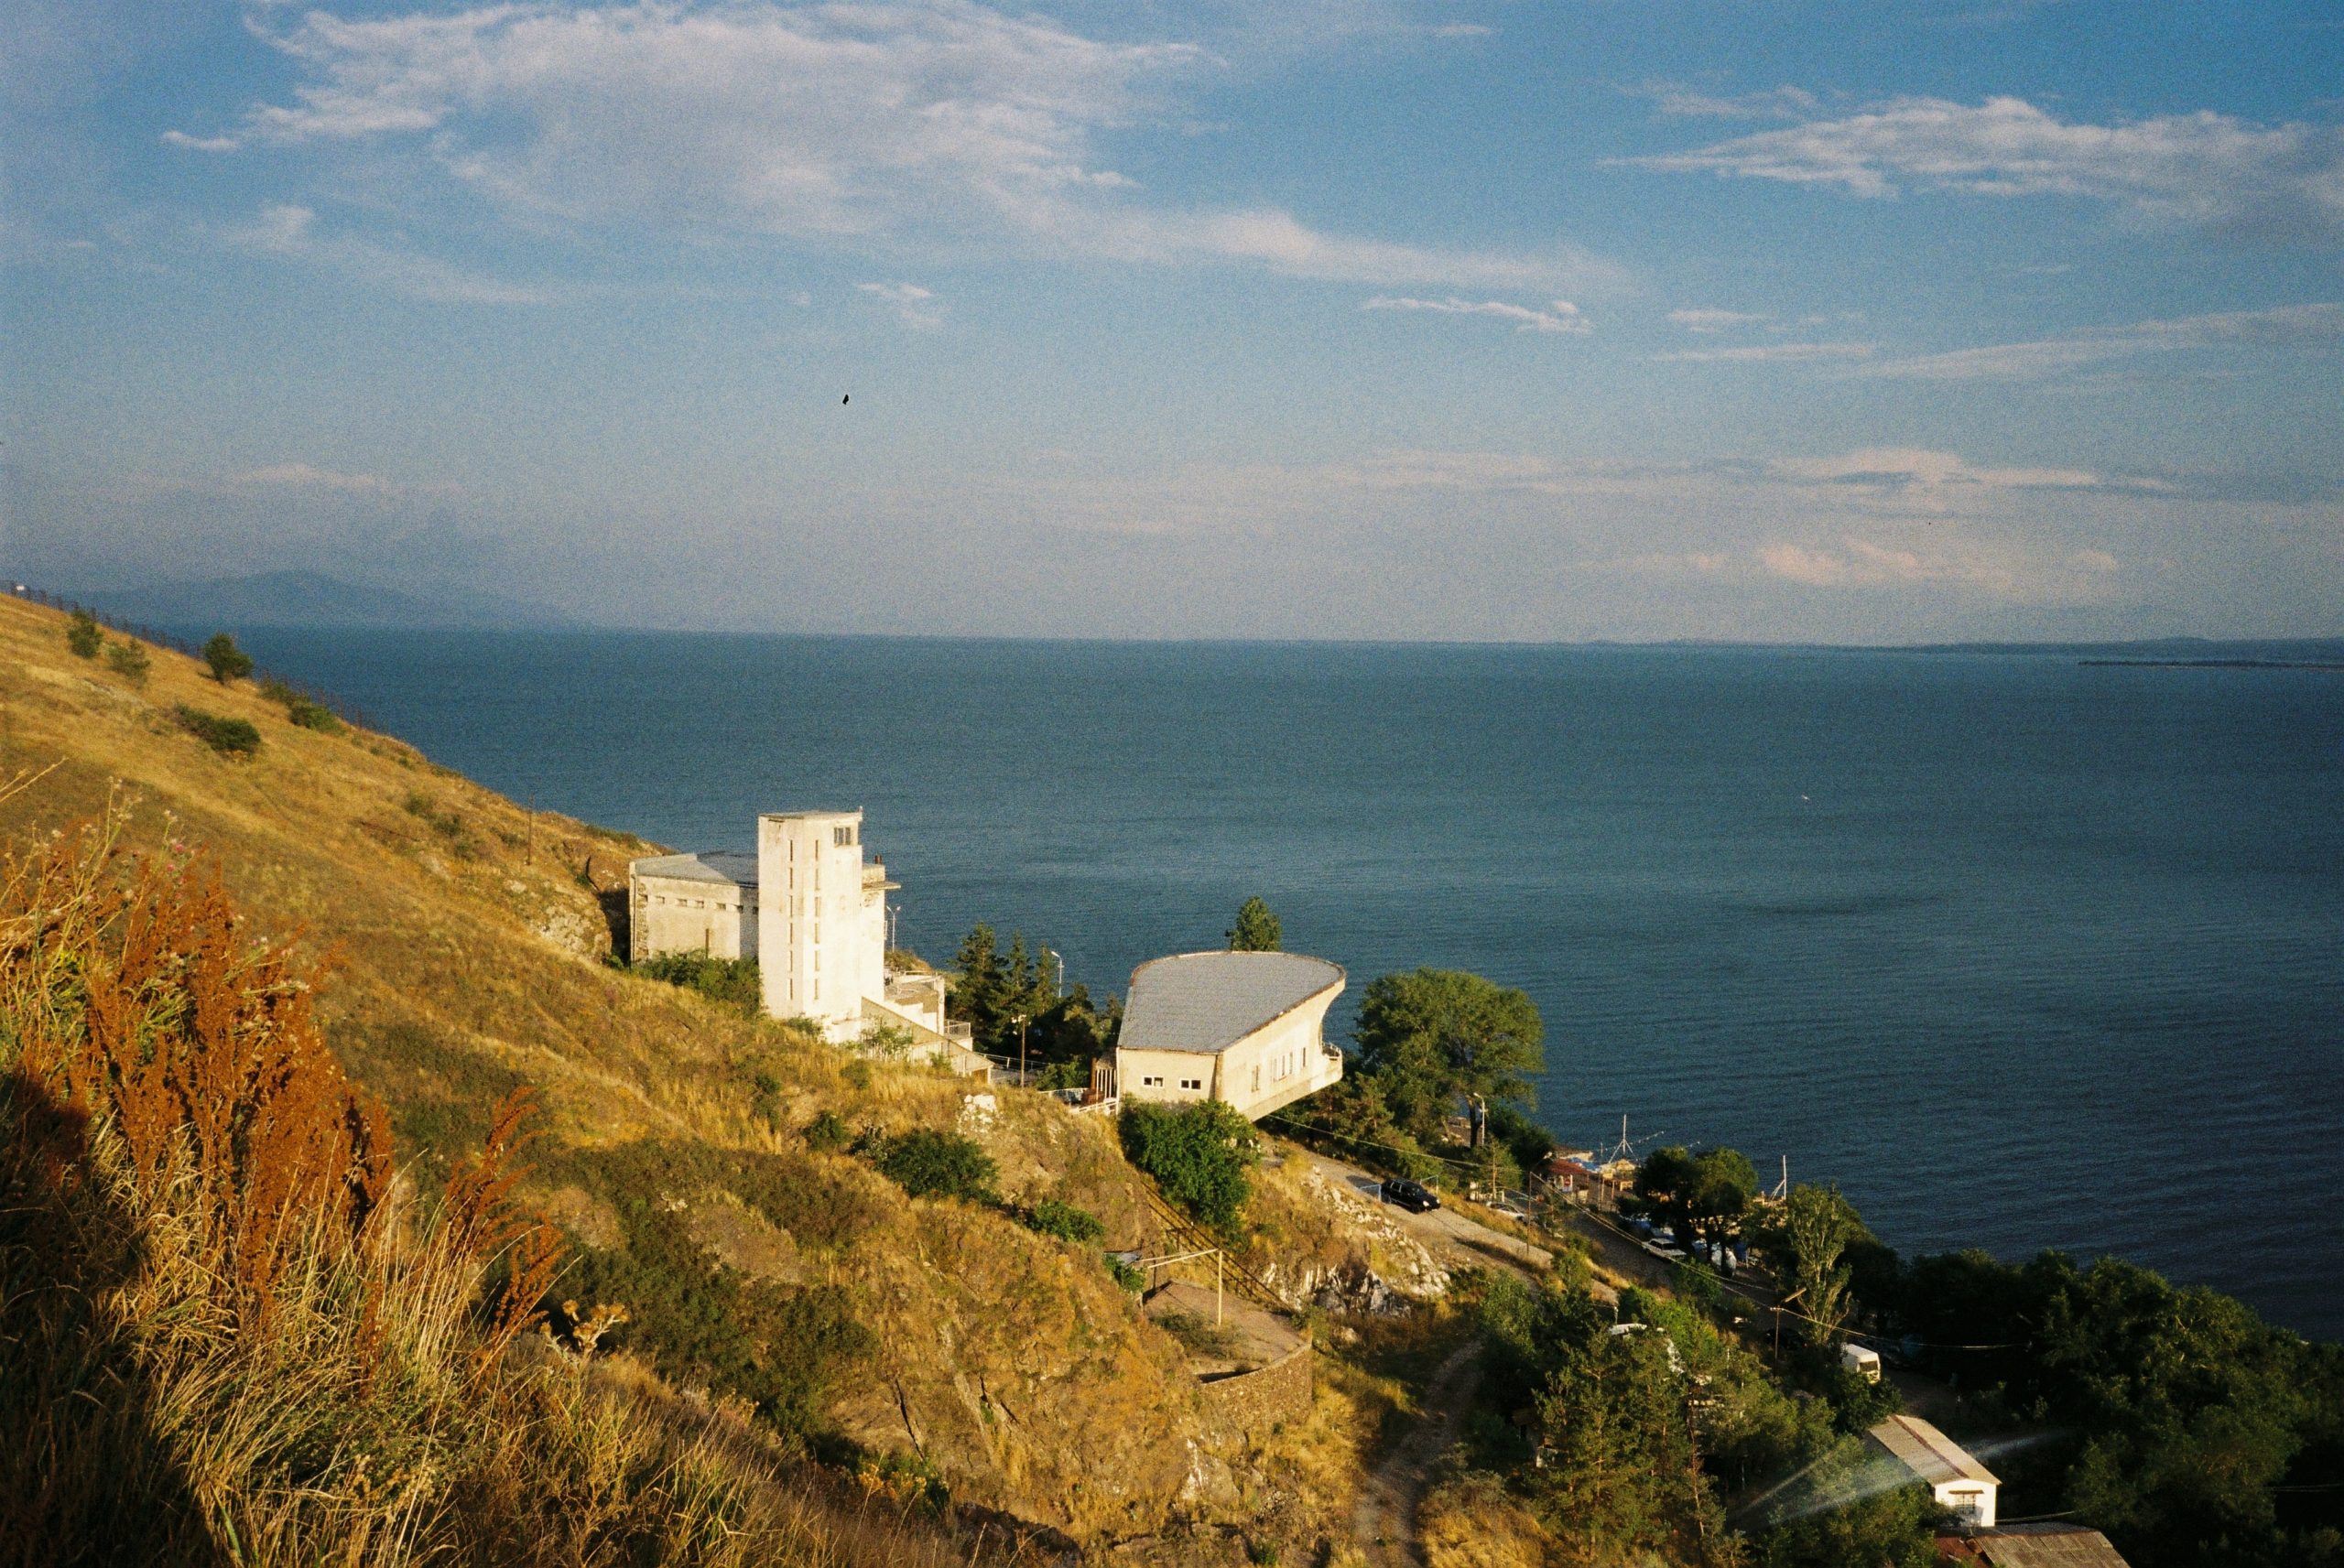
[1137,1185,1297,1320]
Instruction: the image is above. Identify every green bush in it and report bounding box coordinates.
[633,950,762,1015]
[288,699,341,732]
[1106,1255,1145,1292]
[872,1128,998,1205]
[173,706,262,757]
[804,1109,852,1153]
[1822,1359,1904,1434]
[1120,1099,1257,1233]
[66,611,104,659]
[103,640,150,686]
[201,632,254,684]
[1027,1198,1105,1245]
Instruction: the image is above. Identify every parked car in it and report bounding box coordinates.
[1381,1177,1441,1213]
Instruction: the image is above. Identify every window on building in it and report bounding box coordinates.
[1142,1076,1164,1087]
[833,825,855,847]
[1179,1078,1202,1091]
[1252,1065,1260,1093]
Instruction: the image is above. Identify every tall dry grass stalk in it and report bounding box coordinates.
[0,806,1032,1568]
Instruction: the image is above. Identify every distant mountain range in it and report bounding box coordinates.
[75,570,581,632]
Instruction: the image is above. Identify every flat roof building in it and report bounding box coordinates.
[1113,951,1344,1121]
[629,850,758,963]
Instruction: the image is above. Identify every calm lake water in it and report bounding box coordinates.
[238,630,2344,1339]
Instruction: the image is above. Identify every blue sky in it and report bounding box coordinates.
[5,0,2340,641]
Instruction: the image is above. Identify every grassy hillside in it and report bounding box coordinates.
[0,597,1257,1541]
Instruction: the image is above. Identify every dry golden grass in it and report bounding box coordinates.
[1420,1473,1554,1568]
[0,599,1232,1539]
[0,787,1041,1568]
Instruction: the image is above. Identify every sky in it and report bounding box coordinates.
[4,0,2340,643]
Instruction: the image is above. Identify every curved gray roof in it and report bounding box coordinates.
[1120,951,1345,1055]
[629,850,757,889]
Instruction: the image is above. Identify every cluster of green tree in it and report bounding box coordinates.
[65,610,155,684]
[1474,1273,1938,1568]
[1872,1249,2344,1568]
[1284,961,1551,1193]
[1633,1147,1764,1249]
[947,924,1118,1068]
[1650,1152,2344,1568]
[627,950,763,1016]
[1119,1099,1258,1233]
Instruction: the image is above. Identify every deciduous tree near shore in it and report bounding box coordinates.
[1348,967,1544,1144]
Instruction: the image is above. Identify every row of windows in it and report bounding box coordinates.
[1138,1075,1204,1092]
[641,893,744,913]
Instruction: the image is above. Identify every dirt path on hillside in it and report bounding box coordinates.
[1351,1336,1484,1568]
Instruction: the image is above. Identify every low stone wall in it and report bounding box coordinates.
[1201,1341,1313,1441]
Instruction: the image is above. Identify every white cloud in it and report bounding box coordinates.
[1362,295,1587,333]
[1756,537,2121,597]
[1655,341,1873,363]
[856,280,944,329]
[1769,447,2102,493]
[228,460,410,496]
[230,202,551,305]
[1630,95,2344,244]
[222,0,1606,289]
[160,129,241,152]
[1635,82,1821,120]
[1668,307,1771,332]
[1865,302,2344,382]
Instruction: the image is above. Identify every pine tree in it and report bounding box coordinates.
[1227,896,1282,952]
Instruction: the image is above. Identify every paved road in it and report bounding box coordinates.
[1303,1154,1559,1280]
[1351,1334,1483,1568]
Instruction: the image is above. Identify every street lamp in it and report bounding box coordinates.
[1014,1011,1029,1085]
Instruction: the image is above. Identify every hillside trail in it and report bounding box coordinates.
[1351,1334,1484,1568]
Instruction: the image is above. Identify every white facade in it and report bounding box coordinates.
[631,809,982,1075]
[628,851,758,962]
[756,810,893,1042]
[1114,951,1345,1121]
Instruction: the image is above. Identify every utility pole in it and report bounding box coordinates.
[1015,1011,1029,1085]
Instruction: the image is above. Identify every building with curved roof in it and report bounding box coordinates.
[1114,950,1345,1120]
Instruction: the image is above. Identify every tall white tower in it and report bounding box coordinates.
[755,809,891,1040]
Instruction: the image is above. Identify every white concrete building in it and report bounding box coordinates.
[630,810,983,1074]
[628,850,758,962]
[755,810,892,1038]
[1112,951,1345,1121]
[1866,1413,2000,1529]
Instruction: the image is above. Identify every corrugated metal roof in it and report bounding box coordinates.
[1119,951,1344,1056]
[1867,1414,1999,1487]
[629,850,758,890]
[1938,1526,2131,1567]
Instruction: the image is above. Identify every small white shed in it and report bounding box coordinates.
[1866,1413,2000,1529]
